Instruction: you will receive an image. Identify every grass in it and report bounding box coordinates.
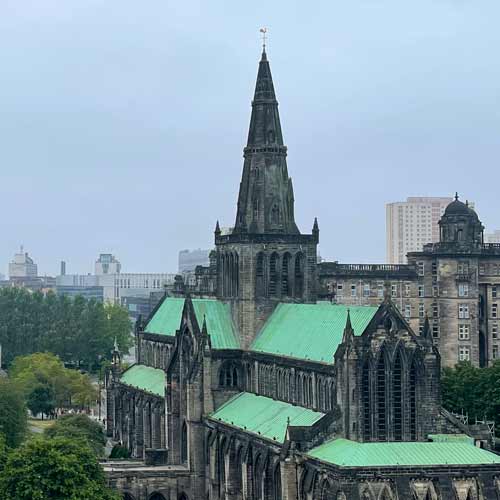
[28,419,55,432]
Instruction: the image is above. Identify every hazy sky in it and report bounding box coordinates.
[1,1,500,276]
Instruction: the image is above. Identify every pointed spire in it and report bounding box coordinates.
[422,313,431,339]
[455,192,459,201]
[214,220,221,236]
[201,314,208,335]
[312,218,319,241]
[343,309,354,343]
[113,336,119,352]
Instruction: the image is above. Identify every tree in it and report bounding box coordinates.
[0,437,120,500]
[27,385,55,419]
[10,353,97,411]
[45,414,106,456]
[0,378,27,448]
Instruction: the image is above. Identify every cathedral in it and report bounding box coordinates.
[104,47,500,500]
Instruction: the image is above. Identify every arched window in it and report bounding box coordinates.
[219,363,239,388]
[219,438,226,493]
[254,455,265,500]
[376,353,387,440]
[273,463,282,500]
[269,253,279,296]
[234,253,239,297]
[181,421,188,463]
[409,360,417,440]
[271,204,280,224]
[235,446,243,494]
[123,494,136,500]
[178,495,189,500]
[149,494,167,500]
[294,253,304,298]
[281,253,291,296]
[362,360,371,440]
[229,253,234,296]
[320,479,335,500]
[246,364,252,391]
[256,252,266,296]
[393,352,403,441]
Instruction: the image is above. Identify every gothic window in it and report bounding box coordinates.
[233,252,239,297]
[256,252,266,296]
[178,495,189,500]
[409,360,417,440]
[219,363,239,388]
[149,494,167,500]
[376,353,387,440]
[269,253,279,296]
[308,377,313,406]
[294,253,304,298]
[254,455,265,500]
[229,253,234,296]
[246,364,252,391]
[273,463,282,500]
[393,352,403,441]
[219,437,226,492]
[253,198,259,220]
[181,421,188,464]
[123,494,136,500]
[271,204,280,224]
[362,360,371,440]
[320,479,335,500]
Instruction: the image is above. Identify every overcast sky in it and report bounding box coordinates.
[1,0,499,276]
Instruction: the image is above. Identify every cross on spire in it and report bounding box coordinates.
[259,27,268,51]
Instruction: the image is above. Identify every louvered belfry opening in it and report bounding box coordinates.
[376,354,387,440]
[294,253,304,297]
[281,253,291,296]
[269,253,278,296]
[393,353,403,441]
[362,360,371,440]
[256,252,265,296]
[409,360,417,440]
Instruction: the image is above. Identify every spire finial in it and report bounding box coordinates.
[113,336,119,352]
[259,27,268,53]
[455,192,459,201]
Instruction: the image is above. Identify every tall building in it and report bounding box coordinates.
[95,253,121,275]
[178,249,210,273]
[386,197,452,264]
[485,230,500,244]
[8,246,38,278]
[105,48,500,500]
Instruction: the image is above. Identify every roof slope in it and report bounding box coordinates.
[209,392,324,443]
[144,297,239,349]
[251,303,377,363]
[308,438,500,467]
[120,364,165,397]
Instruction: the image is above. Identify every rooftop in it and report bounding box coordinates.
[120,364,165,397]
[209,392,325,443]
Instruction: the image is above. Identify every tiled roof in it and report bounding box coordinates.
[144,297,239,349]
[251,303,377,363]
[120,364,165,397]
[308,438,500,467]
[209,392,325,443]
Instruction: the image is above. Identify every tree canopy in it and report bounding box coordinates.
[0,437,119,500]
[45,414,106,456]
[10,352,98,411]
[0,288,132,370]
[442,361,500,433]
[0,378,27,448]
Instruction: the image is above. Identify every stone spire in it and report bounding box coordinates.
[233,48,299,235]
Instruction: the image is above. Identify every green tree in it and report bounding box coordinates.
[0,437,120,500]
[45,414,106,456]
[0,378,27,448]
[26,385,55,419]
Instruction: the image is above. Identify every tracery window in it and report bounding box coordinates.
[219,362,239,388]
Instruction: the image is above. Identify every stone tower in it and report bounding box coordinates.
[215,48,319,348]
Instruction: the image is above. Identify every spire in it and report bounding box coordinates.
[422,313,431,340]
[312,218,319,241]
[455,192,459,201]
[214,220,221,236]
[342,309,354,343]
[233,45,299,235]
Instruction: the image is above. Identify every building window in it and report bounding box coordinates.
[458,283,469,297]
[377,282,384,298]
[432,303,439,317]
[493,286,498,299]
[493,323,498,339]
[459,346,470,362]
[494,345,499,359]
[351,284,357,297]
[458,304,470,319]
[337,283,344,295]
[419,325,424,335]
[419,303,425,318]
[433,286,438,297]
[418,285,424,298]
[432,262,437,275]
[432,324,439,338]
[417,262,425,276]
[404,304,411,319]
[493,304,498,319]
[405,283,411,297]
[457,261,469,275]
[391,284,397,297]
[459,324,470,340]
[479,264,485,275]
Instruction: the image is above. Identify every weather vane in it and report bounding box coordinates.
[260,27,268,50]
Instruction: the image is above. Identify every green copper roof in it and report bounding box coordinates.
[308,438,500,467]
[209,392,325,443]
[144,297,239,349]
[251,303,378,363]
[428,434,474,445]
[120,364,165,397]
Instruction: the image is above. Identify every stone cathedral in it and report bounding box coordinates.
[105,48,500,500]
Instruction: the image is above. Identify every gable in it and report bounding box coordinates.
[251,303,378,363]
[144,297,239,349]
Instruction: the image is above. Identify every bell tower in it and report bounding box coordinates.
[215,45,319,348]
